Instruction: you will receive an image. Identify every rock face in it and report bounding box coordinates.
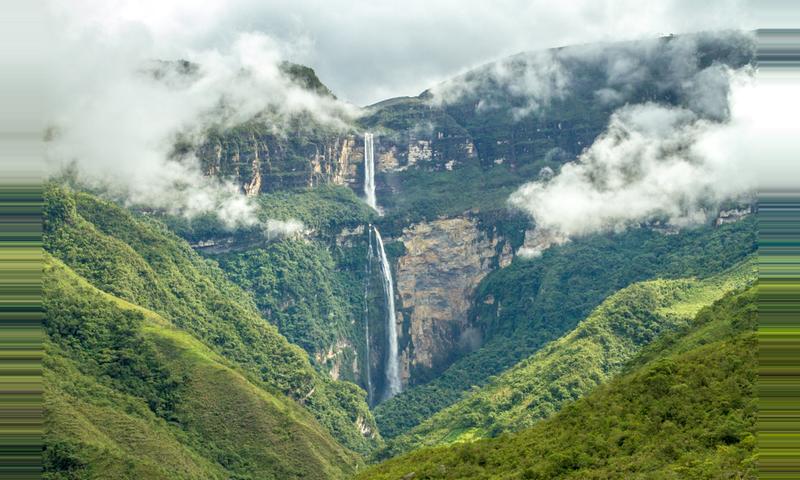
[716,206,753,226]
[197,125,478,199]
[314,338,357,382]
[393,216,512,385]
[198,130,363,193]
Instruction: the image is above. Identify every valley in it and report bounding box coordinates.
[41,30,760,479]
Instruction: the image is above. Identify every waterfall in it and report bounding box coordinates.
[363,133,377,211]
[363,227,374,406]
[372,226,402,399]
[362,133,399,400]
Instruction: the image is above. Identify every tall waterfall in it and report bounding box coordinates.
[363,133,377,211]
[363,227,375,406]
[362,132,399,400]
[373,226,402,399]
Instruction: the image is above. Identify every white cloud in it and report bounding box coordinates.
[44,0,753,106]
[508,68,759,245]
[429,31,754,120]
[43,4,354,231]
[428,50,571,119]
[264,219,305,239]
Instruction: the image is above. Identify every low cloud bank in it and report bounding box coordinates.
[510,68,758,255]
[44,6,354,233]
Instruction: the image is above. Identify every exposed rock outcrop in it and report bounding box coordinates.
[198,131,362,193]
[314,338,357,381]
[393,216,512,384]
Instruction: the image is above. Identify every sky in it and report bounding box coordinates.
[43,0,788,106]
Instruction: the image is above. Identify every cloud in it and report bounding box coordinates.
[428,50,570,120]
[428,31,755,120]
[43,4,353,232]
[46,0,755,106]
[508,68,757,247]
[264,219,305,239]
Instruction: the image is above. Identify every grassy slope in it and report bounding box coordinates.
[360,286,758,479]
[374,218,756,440]
[44,256,359,479]
[383,259,754,456]
[42,184,378,456]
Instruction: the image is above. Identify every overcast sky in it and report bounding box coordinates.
[45,0,797,106]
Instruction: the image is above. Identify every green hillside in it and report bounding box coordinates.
[42,184,379,459]
[44,256,359,479]
[383,259,755,456]
[374,218,755,440]
[360,286,758,479]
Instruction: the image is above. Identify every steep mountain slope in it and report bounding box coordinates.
[374,218,755,440]
[359,287,757,479]
[361,31,755,223]
[42,184,379,457]
[351,31,756,401]
[383,259,755,456]
[44,256,359,479]
[167,32,757,405]
[43,30,762,479]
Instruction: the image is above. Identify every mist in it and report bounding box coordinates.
[509,68,758,251]
[43,7,355,234]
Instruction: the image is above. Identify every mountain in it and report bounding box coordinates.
[43,30,760,479]
[181,31,756,411]
[381,258,754,456]
[358,286,758,479]
[373,218,755,441]
[44,255,359,479]
[42,184,380,478]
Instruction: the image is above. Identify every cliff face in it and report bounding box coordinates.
[393,216,512,385]
[198,129,362,193]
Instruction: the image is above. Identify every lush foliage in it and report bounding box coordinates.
[164,185,373,242]
[255,186,375,234]
[42,184,379,456]
[43,256,360,479]
[360,287,758,479]
[216,240,363,377]
[382,259,754,456]
[374,218,755,440]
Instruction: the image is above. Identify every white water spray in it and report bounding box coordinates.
[363,133,377,211]
[372,226,401,399]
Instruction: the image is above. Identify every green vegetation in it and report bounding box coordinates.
[43,255,359,479]
[374,218,755,440]
[280,62,337,98]
[383,259,754,456]
[377,162,541,231]
[255,185,374,234]
[360,286,758,479]
[43,184,379,457]
[163,185,373,243]
[216,240,363,371]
